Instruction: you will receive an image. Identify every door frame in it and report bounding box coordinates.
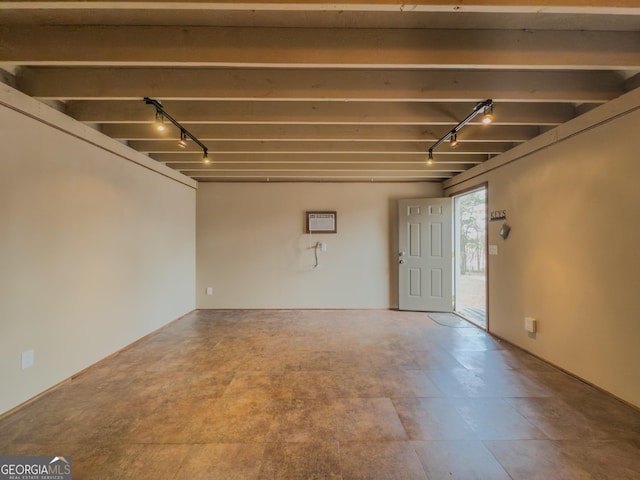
[449,182,489,331]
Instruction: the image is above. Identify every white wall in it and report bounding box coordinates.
[445,88,640,408]
[197,182,442,308]
[0,87,197,414]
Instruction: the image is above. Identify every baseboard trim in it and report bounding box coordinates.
[196,307,393,311]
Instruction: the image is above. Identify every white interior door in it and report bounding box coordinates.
[398,198,453,312]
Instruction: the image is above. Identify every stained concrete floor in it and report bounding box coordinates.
[1,309,639,479]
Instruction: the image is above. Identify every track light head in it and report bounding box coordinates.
[203,150,210,164]
[154,111,166,132]
[482,104,494,125]
[427,150,434,165]
[178,130,188,148]
[450,133,458,148]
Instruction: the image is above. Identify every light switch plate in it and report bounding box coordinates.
[489,244,498,255]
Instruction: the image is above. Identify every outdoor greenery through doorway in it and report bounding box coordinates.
[454,187,487,328]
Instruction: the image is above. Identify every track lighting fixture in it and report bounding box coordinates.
[144,97,210,163]
[427,99,493,162]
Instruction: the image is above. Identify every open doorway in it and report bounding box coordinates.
[454,186,487,329]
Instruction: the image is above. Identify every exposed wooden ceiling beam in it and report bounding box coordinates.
[18,68,624,104]
[102,124,538,142]
[2,9,639,32]
[184,171,454,181]
[151,153,487,164]
[192,178,448,183]
[1,1,639,15]
[165,162,471,172]
[2,26,638,70]
[66,100,575,125]
[128,140,515,154]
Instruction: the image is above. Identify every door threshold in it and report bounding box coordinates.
[454,308,487,330]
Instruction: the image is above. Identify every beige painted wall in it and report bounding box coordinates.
[445,89,640,408]
[0,87,196,414]
[197,182,442,308]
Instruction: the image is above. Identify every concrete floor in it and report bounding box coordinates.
[1,309,639,479]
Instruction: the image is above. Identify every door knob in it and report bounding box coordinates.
[399,259,406,264]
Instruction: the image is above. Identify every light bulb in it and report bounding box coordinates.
[427,151,434,165]
[450,133,458,148]
[203,151,210,164]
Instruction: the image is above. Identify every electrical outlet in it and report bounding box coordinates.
[206,287,213,296]
[22,350,34,369]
